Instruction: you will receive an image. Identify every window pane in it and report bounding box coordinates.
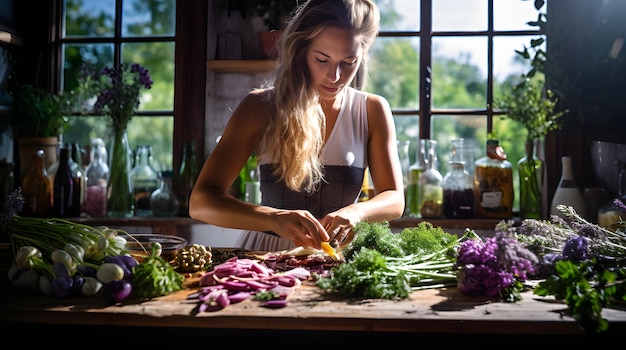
[122,42,175,111]
[374,0,420,31]
[494,0,544,31]
[65,0,115,37]
[128,116,174,170]
[394,114,420,164]
[432,36,487,109]
[65,116,174,171]
[122,0,176,37]
[63,43,114,92]
[366,37,420,109]
[433,0,487,32]
[493,35,539,89]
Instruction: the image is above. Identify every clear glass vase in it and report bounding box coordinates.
[518,138,543,219]
[107,128,134,217]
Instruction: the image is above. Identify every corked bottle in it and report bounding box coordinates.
[474,139,513,219]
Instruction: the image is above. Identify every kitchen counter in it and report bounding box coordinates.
[2,261,625,344]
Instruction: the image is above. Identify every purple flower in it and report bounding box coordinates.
[1,188,24,225]
[562,236,588,261]
[87,63,153,132]
[456,232,538,298]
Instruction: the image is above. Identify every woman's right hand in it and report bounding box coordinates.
[271,209,330,249]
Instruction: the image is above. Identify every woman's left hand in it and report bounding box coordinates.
[320,209,360,249]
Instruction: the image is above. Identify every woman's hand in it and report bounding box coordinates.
[319,207,361,249]
[271,210,330,249]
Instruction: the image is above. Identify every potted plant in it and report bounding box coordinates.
[8,83,70,182]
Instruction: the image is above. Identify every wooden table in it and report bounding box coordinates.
[2,266,625,345]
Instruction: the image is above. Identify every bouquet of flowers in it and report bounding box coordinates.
[90,63,153,132]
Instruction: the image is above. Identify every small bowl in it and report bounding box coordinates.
[124,234,187,262]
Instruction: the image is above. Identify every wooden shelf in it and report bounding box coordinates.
[206,60,277,74]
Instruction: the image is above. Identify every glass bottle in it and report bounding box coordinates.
[396,140,410,190]
[150,170,180,217]
[53,146,78,217]
[405,139,429,217]
[21,149,52,217]
[597,161,625,229]
[84,138,109,217]
[132,144,159,216]
[442,161,474,219]
[550,156,587,219]
[417,141,443,219]
[518,138,544,219]
[244,154,261,205]
[474,139,514,219]
[69,142,85,216]
[107,128,134,217]
[450,138,477,179]
[177,140,200,216]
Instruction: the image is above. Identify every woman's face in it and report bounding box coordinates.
[306,27,364,100]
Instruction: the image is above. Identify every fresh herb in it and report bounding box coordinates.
[502,202,626,333]
[317,221,472,299]
[131,242,185,299]
[533,259,626,333]
[253,290,278,302]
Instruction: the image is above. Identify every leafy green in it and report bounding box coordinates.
[317,222,474,299]
[131,243,185,299]
[533,259,626,333]
[316,248,410,299]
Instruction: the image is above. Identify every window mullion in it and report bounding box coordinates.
[419,0,432,139]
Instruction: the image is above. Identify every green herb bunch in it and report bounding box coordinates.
[317,221,474,299]
[494,78,567,140]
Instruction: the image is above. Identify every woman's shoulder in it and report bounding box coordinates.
[358,90,391,112]
[243,88,273,104]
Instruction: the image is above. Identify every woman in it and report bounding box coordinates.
[189,0,404,252]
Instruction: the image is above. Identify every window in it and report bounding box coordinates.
[365,0,544,211]
[57,0,176,171]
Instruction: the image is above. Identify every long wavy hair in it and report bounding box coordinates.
[260,0,380,193]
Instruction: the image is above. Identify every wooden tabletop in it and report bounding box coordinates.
[2,271,626,340]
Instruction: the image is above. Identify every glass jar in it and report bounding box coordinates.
[405,139,434,217]
[474,139,514,219]
[84,138,109,217]
[418,141,443,219]
[598,160,626,229]
[450,138,477,178]
[150,170,180,217]
[132,144,159,216]
[443,161,474,219]
[518,138,544,219]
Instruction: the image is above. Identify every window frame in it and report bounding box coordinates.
[377,0,542,140]
[50,0,207,177]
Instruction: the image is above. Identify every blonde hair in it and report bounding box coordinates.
[261,0,380,193]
